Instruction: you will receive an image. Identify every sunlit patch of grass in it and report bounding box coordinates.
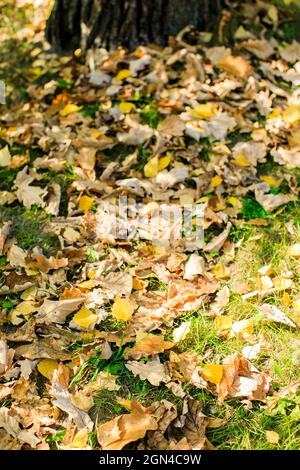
[206,400,300,450]
[176,314,241,360]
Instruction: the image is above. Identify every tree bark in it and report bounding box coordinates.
[46,0,223,53]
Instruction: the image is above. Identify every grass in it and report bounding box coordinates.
[1,205,60,255]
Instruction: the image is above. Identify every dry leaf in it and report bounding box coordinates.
[125,334,173,360]
[183,254,205,280]
[71,307,98,329]
[218,55,252,79]
[50,380,93,430]
[126,356,168,386]
[265,430,279,444]
[112,296,136,322]
[257,304,297,328]
[37,359,59,380]
[173,320,191,343]
[36,298,84,324]
[96,401,157,450]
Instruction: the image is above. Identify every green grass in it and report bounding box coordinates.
[1,205,60,255]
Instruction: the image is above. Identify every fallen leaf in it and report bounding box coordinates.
[265,430,279,444]
[173,320,191,343]
[126,356,168,386]
[36,298,84,324]
[218,55,252,79]
[257,304,297,328]
[201,364,223,385]
[125,334,174,360]
[50,380,93,430]
[0,145,12,167]
[72,307,98,329]
[112,296,136,322]
[204,223,231,252]
[96,401,157,450]
[115,69,131,81]
[144,156,159,178]
[183,254,205,280]
[60,103,82,116]
[79,195,94,211]
[37,359,59,380]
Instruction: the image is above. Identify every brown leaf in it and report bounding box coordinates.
[14,338,72,361]
[125,334,173,360]
[218,55,253,79]
[97,401,157,450]
[158,115,185,136]
[217,353,271,403]
[179,399,214,450]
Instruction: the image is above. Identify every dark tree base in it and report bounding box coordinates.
[46,0,223,53]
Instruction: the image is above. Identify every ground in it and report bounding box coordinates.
[0,0,299,451]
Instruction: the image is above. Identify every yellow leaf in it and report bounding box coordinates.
[210,175,223,188]
[288,128,300,147]
[37,359,59,380]
[201,364,223,384]
[233,153,250,167]
[267,109,281,120]
[25,268,39,276]
[132,277,145,290]
[192,103,216,119]
[0,145,12,167]
[293,298,300,312]
[72,307,98,329]
[282,292,291,307]
[90,129,102,139]
[115,69,131,81]
[8,310,24,325]
[60,103,83,117]
[112,297,135,322]
[144,156,159,178]
[119,102,136,114]
[20,286,37,301]
[260,175,279,187]
[77,280,97,289]
[70,428,88,448]
[158,154,172,171]
[216,315,233,332]
[88,270,97,279]
[268,5,278,28]
[79,195,94,211]
[265,430,279,444]
[227,196,239,207]
[282,104,300,124]
[15,301,38,316]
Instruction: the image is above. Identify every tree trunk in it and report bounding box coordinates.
[46,0,223,53]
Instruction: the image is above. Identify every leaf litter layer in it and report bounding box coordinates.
[0,0,299,450]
